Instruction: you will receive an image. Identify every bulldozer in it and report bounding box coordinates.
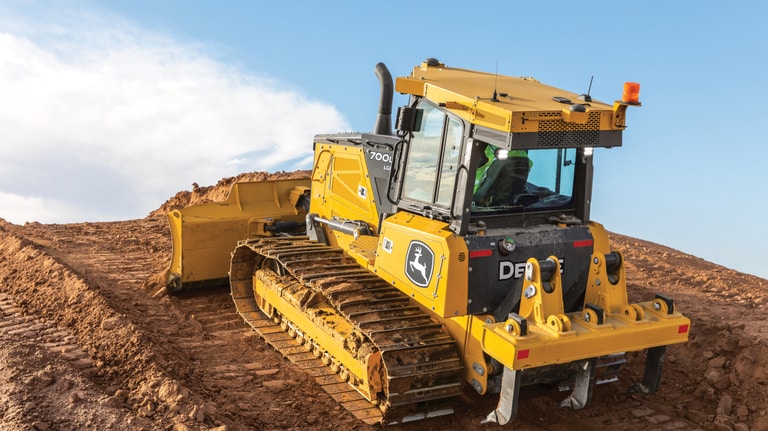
[165,59,690,425]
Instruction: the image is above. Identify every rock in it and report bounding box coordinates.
[735,405,749,419]
[711,423,735,431]
[31,421,50,431]
[714,374,731,390]
[158,380,189,404]
[113,389,129,403]
[717,394,733,416]
[646,414,671,425]
[100,316,126,331]
[631,407,654,418]
[187,406,197,420]
[31,369,55,388]
[168,403,181,415]
[756,416,768,431]
[686,409,709,424]
[705,366,732,390]
[709,356,727,368]
[717,335,739,353]
[733,423,749,431]
[694,381,716,399]
[262,379,288,390]
[126,417,153,429]
[203,402,217,416]
[662,421,689,431]
[729,372,741,387]
[138,401,155,418]
[98,396,114,408]
[706,367,726,383]
[189,404,206,422]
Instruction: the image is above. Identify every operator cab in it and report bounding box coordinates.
[389,59,631,236]
[392,98,591,236]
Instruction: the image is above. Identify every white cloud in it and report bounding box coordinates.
[0,4,349,224]
[0,191,91,225]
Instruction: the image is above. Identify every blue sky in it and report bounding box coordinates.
[1,1,767,279]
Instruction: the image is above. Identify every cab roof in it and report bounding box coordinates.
[395,59,628,139]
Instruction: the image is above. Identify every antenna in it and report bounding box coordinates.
[492,60,499,102]
[579,75,594,102]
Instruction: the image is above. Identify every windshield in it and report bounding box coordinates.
[472,147,576,212]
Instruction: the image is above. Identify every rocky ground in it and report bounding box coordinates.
[1,171,767,431]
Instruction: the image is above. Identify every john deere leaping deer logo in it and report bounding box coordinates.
[405,241,434,288]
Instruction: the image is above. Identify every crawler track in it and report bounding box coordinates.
[230,236,465,424]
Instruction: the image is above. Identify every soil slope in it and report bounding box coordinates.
[1,171,767,431]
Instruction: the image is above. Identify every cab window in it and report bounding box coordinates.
[472,147,576,212]
[402,102,464,208]
[436,117,462,206]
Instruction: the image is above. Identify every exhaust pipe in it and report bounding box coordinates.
[374,62,394,136]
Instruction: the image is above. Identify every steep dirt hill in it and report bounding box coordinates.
[1,171,767,431]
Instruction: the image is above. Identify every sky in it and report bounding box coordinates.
[1,1,767,279]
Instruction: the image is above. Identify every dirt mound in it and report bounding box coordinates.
[1,172,768,431]
[0,219,212,430]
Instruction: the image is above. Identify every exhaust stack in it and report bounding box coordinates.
[374,62,394,136]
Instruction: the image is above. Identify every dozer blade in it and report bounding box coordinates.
[166,178,310,291]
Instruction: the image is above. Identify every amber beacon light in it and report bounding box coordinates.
[622,82,641,104]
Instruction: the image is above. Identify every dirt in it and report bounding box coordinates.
[1,171,768,431]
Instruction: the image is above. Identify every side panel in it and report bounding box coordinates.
[311,144,380,227]
[374,211,468,318]
[309,142,395,251]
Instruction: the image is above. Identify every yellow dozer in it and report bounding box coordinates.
[166,59,689,425]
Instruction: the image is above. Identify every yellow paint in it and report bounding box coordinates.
[480,255,690,370]
[166,179,309,287]
[252,268,380,400]
[310,143,382,251]
[482,302,689,370]
[396,63,627,135]
[443,314,494,394]
[374,211,468,318]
